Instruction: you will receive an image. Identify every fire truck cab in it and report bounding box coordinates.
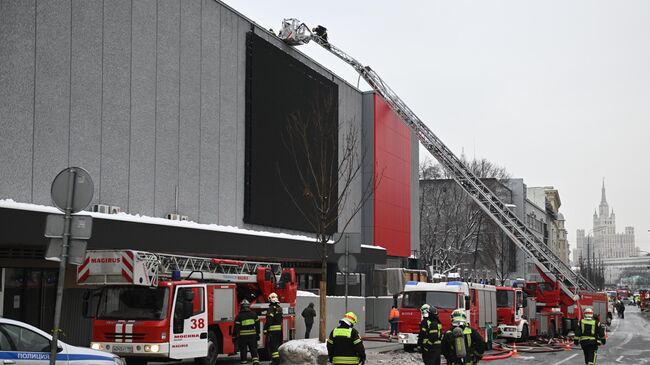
[398,281,496,351]
[495,286,530,340]
[78,250,297,365]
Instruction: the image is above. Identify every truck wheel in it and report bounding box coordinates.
[518,325,529,342]
[403,344,416,352]
[125,358,147,365]
[196,331,219,365]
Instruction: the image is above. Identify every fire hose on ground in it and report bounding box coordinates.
[362,331,577,361]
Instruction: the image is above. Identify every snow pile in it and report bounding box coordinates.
[279,339,328,365]
[366,350,426,365]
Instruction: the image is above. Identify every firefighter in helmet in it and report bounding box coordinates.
[264,292,283,365]
[441,309,486,365]
[327,311,366,365]
[418,304,443,365]
[233,299,260,365]
[574,307,605,365]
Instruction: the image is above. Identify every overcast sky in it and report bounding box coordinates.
[223,0,650,254]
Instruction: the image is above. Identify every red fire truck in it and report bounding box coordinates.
[495,280,609,341]
[398,281,497,351]
[78,250,297,365]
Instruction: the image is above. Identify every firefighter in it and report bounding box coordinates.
[441,309,486,365]
[327,312,366,365]
[574,307,605,365]
[264,292,283,365]
[417,304,443,365]
[233,299,260,365]
[617,300,625,319]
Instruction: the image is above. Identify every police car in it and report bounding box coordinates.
[0,318,125,364]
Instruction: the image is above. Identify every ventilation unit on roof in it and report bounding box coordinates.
[166,213,182,221]
[109,206,122,214]
[92,204,110,214]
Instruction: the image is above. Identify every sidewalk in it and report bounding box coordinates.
[362,331,403,354]
[364,339,403,354]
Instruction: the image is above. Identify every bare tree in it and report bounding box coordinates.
[279,94,375,342]
[419,156,512,277]
[477,228,511,284]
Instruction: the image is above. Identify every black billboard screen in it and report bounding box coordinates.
[244,32,339,233]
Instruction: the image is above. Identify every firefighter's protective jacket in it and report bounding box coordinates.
[233,308,260,339]
[327,322,366,365]
[441,326,486,365]
[264,304,283,335]
[418,317,442,351]
[575,318,605,346]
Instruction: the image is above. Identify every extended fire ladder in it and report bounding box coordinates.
[278,19,596,296]
[78,249,282,287]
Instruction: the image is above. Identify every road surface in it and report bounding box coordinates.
[152,305,650,364]
[494,304,650,365]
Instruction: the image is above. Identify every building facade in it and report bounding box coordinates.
[574,182,637,262]
[527,187,569,264]
[602,256,650,286]
[0,0,418,344]
[503,181,569,280]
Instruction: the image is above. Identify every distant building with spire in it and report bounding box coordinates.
[574,181,638,263]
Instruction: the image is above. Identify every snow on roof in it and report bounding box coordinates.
[297,290,319,297]
[361,244,385,251]
[0,199,386,252]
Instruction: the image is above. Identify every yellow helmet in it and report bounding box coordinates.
[342,312,358,326]
[268,292,279,303]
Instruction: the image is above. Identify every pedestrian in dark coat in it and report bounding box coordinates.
[302,302,317,338]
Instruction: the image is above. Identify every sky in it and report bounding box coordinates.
[222,0,650,254]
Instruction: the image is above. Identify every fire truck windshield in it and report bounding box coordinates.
[97,287,170,320]
[496,290,514,308]
[402,291,458,309]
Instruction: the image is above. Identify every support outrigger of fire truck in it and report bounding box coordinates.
[77,250,297,365]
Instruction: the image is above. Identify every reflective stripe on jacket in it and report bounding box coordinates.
[233,309,260,338]
[327,324,365,365]
[264,305,283,334]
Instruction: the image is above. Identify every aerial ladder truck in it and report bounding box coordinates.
[78,249,297,365]
[277,18,602,336]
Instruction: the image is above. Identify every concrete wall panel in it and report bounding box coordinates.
[337,83,364,235]
[32,0,71,204]
[1,0,373,234]
[100,0,131,209]
[0,0,35,202]
[178,0,202,221]
[129,0,157,215]
[198,0,221,223]
[217,9,238,225]
[154,0,180,218]
[69,0,102,206]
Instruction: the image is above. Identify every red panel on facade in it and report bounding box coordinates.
[374,94,411,257]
